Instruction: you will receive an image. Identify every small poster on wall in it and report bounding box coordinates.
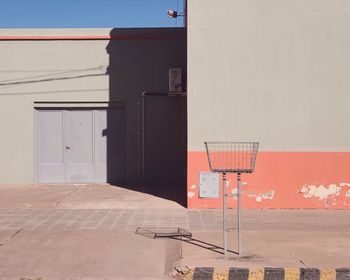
[169,68,182,93]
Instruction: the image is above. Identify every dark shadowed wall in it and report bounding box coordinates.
[106,28,187,188]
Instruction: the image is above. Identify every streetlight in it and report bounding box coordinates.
[167,10,185,18]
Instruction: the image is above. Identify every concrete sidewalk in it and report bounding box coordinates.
[0,184,184,209]
[179,209,350,268]
[0,184,348,279]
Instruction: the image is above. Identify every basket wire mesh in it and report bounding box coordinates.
[205,142,259,173]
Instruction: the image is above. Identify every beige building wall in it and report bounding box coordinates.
[0,29,110,184]
[187,0,350,209]
[0,28,187,185]
[188,0,350,151]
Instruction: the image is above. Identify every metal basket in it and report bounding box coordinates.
[204,141,259,256]
[205,142,259,173]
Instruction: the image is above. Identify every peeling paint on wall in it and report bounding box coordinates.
[256,190,275,202]
[247,190,275,202]
[231,188,238,200]
[188,191,195,198]
[300,183,342,207]
[346,190,350,198]
[301,184,341,200]
[248,192,256,198]
[341,183,350,198]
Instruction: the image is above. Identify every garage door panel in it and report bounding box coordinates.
[35,107,125,184]
[66,110,93,164]
[36,110,65,183]
[36,164,65,184]
[65,110,94,183]
[66,163,94,183]
[94,109,107,183]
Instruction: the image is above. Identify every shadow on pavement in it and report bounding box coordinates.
[112,177,187,208]
[136,226,238,255]
[173,236,238,256]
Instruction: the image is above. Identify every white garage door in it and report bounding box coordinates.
[35,108,125,184]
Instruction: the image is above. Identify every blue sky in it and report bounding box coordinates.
[0,0,185,28]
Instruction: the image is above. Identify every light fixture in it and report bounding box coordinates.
[167,10,178,18]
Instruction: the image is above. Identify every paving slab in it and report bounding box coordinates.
[0,230,181,279]
[0,209,188,231]
[0,185,184,209]
[0,185,76,209]
[178,210,350,269]
[178,230,350,268]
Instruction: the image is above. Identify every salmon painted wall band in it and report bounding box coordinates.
[0,34,186,41]
[188,151,350,209]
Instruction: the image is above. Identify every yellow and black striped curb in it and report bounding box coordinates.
[181,268,350,280]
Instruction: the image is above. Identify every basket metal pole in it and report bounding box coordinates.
[223,172,227,255]
[237,172,242,256]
